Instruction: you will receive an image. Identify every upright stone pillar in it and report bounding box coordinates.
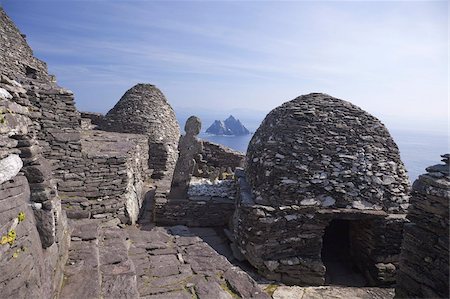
[169,116,203,199]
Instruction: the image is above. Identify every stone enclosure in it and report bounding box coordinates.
[233,93,411,286]
[0,7,449,299]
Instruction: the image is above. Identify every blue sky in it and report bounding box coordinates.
[1,0,448,133]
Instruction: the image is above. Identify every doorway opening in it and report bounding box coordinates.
[321,219,368,286]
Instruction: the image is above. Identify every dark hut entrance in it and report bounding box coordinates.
[321,219,368,286]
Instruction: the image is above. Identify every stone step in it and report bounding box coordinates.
[60,220,140,299]
[98,227,139,298]
[59,220,102,299]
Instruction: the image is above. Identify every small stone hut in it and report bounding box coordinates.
[395,154,449,298]
[102,84,180,180]
[233,93,411,286]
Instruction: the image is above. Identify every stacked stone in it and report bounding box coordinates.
[234,93,410,285]
[80,111,106,129]
[350,214,406,285]
[395,155,449,298]
[1,7,84,209]
[246,93,410,211]
[0,8,51,82]
[154,178,236,227]
[25,81,83,184]
[0,75,69,249]
[195,140,245,179]
[61,130,151,224]
[0,76,69,298]
[101,84,180,180]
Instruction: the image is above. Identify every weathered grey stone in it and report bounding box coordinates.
[0,154,22,184]
[0,87,12,100]
[101,84,180,180]
[170,116,203,199]
[396,155,449,299]
[233,93,411,286]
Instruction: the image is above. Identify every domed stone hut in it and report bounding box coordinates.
[233,93,410,286]
[103,84,180,180]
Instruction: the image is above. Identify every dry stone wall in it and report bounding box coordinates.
[395,155,449,298]
[1,8,152,226]
[100,84,180,181]
[246,93,410,212]
[154,178,236,227]
[0,8,83,192]
[234,93,410,285]
[195,140,245,179]
[25,82,83,184]
[61,130,151,224]
[0,9,50,82]
[0,74,69,298]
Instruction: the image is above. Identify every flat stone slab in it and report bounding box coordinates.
[61,220,398,299]
[126,225,270,298]
[272,286,395,299]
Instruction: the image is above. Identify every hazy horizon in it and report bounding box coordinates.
[1,0,448,135]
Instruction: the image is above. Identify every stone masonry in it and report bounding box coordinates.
[196,140,245,180]
[1,6,447,299]
[0,75,69,297]
[101,84,181,181]
[154,116,244,227]
[60,129,151,224]
[395,154,449,298]
[234,93,410,286]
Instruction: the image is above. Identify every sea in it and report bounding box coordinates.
[199,129,449,183]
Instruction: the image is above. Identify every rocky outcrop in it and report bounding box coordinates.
[395,154,449,298]
[234,93,410,285]
[206,115,250,136]
[101,84,180,181]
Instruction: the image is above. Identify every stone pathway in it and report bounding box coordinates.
[60,219,394,299]
[60,220,269,298]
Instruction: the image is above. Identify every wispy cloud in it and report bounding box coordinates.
[4,0,447,132]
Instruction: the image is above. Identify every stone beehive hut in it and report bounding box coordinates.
[233,93,411,286]
[103,84,180,180]
[396,154,449,298]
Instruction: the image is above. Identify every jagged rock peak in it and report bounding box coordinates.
[206,115,250,136]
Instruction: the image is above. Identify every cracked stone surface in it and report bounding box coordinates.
[60,220,269,299]
[60,220,397,298]
[271,285,394,299]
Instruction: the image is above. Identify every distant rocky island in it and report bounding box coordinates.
[205,115,250,135]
